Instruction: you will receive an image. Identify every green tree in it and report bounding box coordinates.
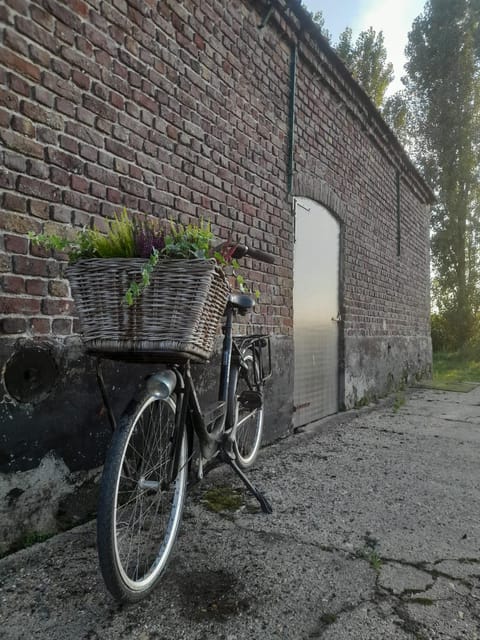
[383,90,410,145]
[335,27,394,108]
[304,6,332,42]
[405,0,480,347]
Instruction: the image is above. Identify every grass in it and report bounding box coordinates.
[202,486,244,513]
[393,390,406,412]
[367,550,382,572]
[433,350,480,390]
[2,531,54,558]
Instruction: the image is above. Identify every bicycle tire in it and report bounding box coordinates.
[229,350,264,469]
[97,394,187,602]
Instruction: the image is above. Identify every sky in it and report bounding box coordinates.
[301,0,427,94]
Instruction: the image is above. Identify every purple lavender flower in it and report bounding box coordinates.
[134,223,165,258]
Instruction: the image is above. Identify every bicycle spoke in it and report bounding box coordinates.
[98,393,188,600]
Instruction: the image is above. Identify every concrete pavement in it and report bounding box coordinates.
[1,385,479,639]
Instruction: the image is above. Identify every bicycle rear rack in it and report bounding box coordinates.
[234,334,272,383]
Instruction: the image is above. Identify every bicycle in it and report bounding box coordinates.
[94,243,274,602]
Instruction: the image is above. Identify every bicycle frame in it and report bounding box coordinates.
[94,297,272,509]
[171,300,236,468]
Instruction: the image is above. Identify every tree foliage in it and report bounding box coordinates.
[309,8,332,43]
[382,90,410,146]
[335,27,394,108]
[301,5,332,42]
[405,0,480,347]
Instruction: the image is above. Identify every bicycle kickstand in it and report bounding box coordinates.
[222,453,273,514]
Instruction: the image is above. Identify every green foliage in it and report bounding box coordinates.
[215,247,261,300]
[383,91,410,145]
[86,209,135,258]
[431,313,456,352]
[306,7,332,42]
[357,547,383,573]
[367,550,382,573]
[164,219,214,260]
[405,0,480,348]
[335,26,394,108]
[30,212,262,306]
[29,209,135,262]
[433,343,480,385]
[3,531,54,556]
[124,248,160,307]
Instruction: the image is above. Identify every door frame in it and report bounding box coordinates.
[292,196,346,421]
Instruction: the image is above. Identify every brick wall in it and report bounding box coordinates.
[0,0,433,547]
[0,0,431,466]
[0,0,295,342]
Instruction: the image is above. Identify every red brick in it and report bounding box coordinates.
[48,280,69,297]
[52,317,73,334]
[0,88,18,110]
[56,97,76,117]
[30,5,54,31]
[9,72,31,96]
[42,71,80,102]
[41,298,73,315]
[29,317,51,334]
[0,46,41,81]
[25,278,48,296]
[1,212,42,235]
[20,100,63,128]
[15,16,60,53]
[1,317,27,334]
[45,148,83,173]
[1,129,43,158]
[4,234,29,254]
[2,275,25,294]
[29,199,50,219]
[72,69,90,90]
[50,166,70,186]
[17,175,62,201]
[2,192,27,213]
[13,255,49,277]
[4,28,29,56]
[2,295,42,314]
[71,175,89,193]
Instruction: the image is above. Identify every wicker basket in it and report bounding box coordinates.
[67,258,230,361]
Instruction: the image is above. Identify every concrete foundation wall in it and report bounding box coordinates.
[344,336,432,408]
[0,334,292,553]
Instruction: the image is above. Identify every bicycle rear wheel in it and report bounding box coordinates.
[229,350,264,469]
[97,394,187,602]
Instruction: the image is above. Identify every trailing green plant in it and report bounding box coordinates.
[214,241,261,300]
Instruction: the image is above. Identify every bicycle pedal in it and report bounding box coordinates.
[238,390,262,410]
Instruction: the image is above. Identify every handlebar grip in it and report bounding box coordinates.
[244,246,275,264]
[231,244,275,264]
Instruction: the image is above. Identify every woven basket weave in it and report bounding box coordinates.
[67,258,230,361]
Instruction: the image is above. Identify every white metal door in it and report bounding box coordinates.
[293,197,340,427]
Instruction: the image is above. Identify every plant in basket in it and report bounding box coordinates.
[29,211,259,360]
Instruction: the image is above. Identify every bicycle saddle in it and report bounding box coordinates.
[229,293,255,312]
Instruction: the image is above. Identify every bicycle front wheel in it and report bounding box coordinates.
[230,351,264,469]
[97,394,187,602]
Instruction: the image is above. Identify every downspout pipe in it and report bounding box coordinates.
[287,41,297,194]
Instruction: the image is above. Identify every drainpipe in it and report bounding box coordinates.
[287,41,297,194]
